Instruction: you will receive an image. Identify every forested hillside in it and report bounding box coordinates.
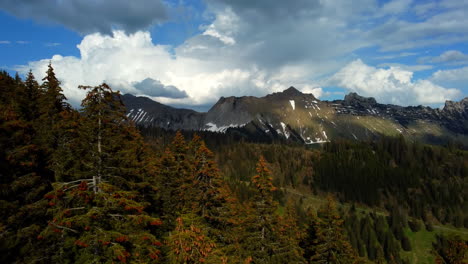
[141,126,468,263]
[1,67,467,263]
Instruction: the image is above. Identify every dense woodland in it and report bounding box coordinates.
[1,67,467,263]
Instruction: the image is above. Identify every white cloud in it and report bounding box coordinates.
[16,30,323,107]
[377,63,433,71]
[419,50,468,65]
[12,0,468,109]
[201,8,238,45]
[430,66,468,89]
[301,86,324,98]
[0,40,11,44]
[326,59,461,105]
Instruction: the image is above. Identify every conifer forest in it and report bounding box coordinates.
[1,66,467,264]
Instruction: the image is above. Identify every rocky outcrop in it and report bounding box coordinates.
[443,97,468,117]
[343,92,377,108]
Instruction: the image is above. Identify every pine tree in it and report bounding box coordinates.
[21,70,41,121]
[157,131,193,231]
[0,71,53,263]
[433,234,467,264]
[309,196,358,264]
[191,141,237,235]
[166,214,224,264]
[40,63,68,114]
[35,63,71,179]
[37,83,164,262]
[274,200,306,263]
[242,156,280,263]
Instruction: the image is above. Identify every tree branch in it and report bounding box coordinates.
[49,222,79,234]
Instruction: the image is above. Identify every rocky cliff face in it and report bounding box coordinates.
[122,94,204,130]
[122,88,468,145]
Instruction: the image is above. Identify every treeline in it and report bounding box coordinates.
[1,68,362,263]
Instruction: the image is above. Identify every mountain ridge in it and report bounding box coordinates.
[123,87,468,145]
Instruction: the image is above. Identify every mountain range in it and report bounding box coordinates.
[122,87,468,145]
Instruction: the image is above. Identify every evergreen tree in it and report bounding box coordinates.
[433,235,467,264]
[21,70,41,121]
[192,141,237,237]
[242,156,281,263]
[309,196,358,264]
[274,200,306,263]
[0,71,52,263]
[40,182,163,263]
[300,208,320,261]
[40,63,68,114]
[166,214,224,264]
[37,83,164,262]
[157,131,193,231]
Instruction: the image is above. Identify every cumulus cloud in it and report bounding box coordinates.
[430,66,468,90]
[10,0,468,108]
[326,59,461,105]
[134,78,188,99]
[16,31,321,108]
[301,86,325,98]
[0,0,167,34]
[419,50,468,65]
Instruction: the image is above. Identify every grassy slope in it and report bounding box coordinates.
[283,188,468,264]
[401,225,468,264]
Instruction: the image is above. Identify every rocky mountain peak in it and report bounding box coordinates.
[343,92,377,108]
[444,97,468,114]
[267,86,317,100]
[282,86,303,96]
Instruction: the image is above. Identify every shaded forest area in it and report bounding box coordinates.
[1,67,467,263]
[141,126,468,228]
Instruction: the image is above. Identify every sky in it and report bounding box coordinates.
[1,0,467,111]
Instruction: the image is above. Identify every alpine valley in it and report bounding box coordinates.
[1,68,467,264]
[123,87,468,146]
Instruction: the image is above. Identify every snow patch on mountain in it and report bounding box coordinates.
[280,122,290,139]
[204,122,246,133]
[289,100,295,110]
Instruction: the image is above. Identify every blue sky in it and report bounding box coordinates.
[1,0,467,110]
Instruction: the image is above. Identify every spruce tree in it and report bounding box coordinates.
[166,214,224,264]
[0,71,53,263]
[242,156,280,263]
[274,200,306,263]
[37,83,164,262]
[191,141,237,235]
[157,131,193,231]
[309,196,358,264]
[21,70,41,121]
